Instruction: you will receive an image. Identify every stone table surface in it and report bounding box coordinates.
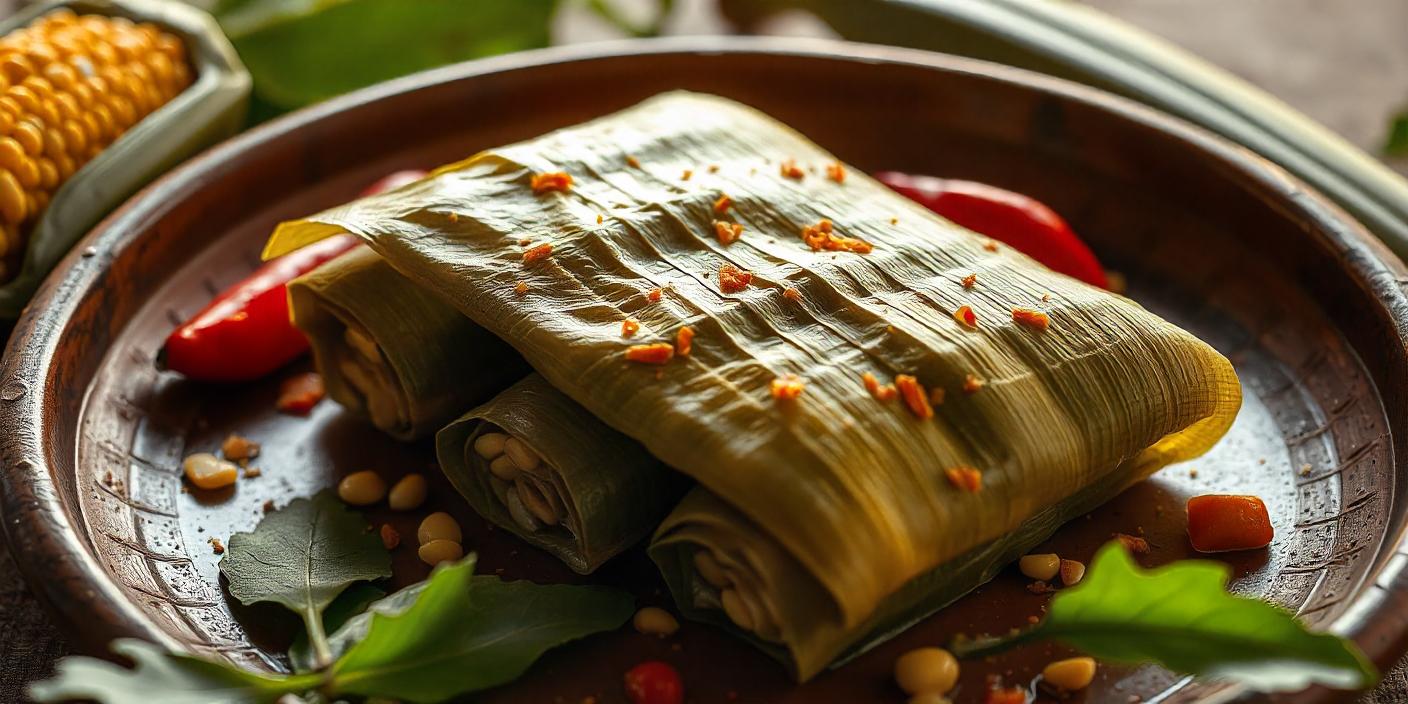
[1,1,1406,702]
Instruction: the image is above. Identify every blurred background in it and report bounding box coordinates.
[0,0,1405,699]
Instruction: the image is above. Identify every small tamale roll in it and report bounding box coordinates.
[289,245,528,440]
[437,373,690,574]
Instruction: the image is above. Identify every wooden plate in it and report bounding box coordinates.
[5,38,1408,703]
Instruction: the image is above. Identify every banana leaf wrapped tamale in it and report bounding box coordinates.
[267,92,1241,679]
[287,245,528,440]
[437,374,690,574]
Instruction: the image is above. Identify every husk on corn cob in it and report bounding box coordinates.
[0,8,191,278]
[268,92,1240,679]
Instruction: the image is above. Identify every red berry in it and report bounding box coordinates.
[624,660,683,704]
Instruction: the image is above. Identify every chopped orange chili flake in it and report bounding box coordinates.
[801,219,873,254]
[522,243,554,264]
[626,155,641,168]
[953,305,978,329]
[518,237,533,246]
[825,161,846,183]
[1012,307,1050,331]
[448,212,459,223]
[779,159,805,180]
[895,374,934,419]
[963,373,985,395]
[713,194,733,214]
[647,287,663,302]
[530,171,572,194]
[889,217,899,225]
[1115,533,1150,554]
[514,281,529,295]
[708,164,720,173]
[981,238,999,252]
[961,273,977,289]
[714,220,744,245]
[983,684,1024,704]
[621,318,640,338]
[625,343,674,365]
[771,374,805,401]
[596,214,604,224]
[783,287,802,302]
[930,387,946,406]
[675,325,694,356]
[682,169,693,181]
[945,467,982,493]
[1041,292,1052,302]
[861,372,897,402]
[719,263,753,293]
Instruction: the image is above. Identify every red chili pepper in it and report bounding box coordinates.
[624,660,683,704]
[875,172,1108,289]
[159,170,428,381]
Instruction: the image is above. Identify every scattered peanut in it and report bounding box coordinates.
[337,470,387,506]
[1019,553,1060,582]
[388,473,428,511]
[1060,559,1086,586]
[220,433,260,461]
[503,437,541,471]
[182,452,237,490]
[417,511,462,545]
[418,539,464,566]
[719,589,754,631]
[1043,656,1096,691]
[488,455,519,482]
[632,607,680,637]
[473,431,507,459]
[693,550,730,587]
[894,647,959,695]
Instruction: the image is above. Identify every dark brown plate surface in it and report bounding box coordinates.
[5,38,1408,704]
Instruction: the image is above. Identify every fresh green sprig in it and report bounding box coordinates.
[953,542,1377,692]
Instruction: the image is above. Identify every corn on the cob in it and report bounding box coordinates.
[0,8,192,279]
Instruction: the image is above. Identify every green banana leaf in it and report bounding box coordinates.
[288,244,527,440]
[724,0,1408,257]
[437,374,689,574]
[267,91,1240,679]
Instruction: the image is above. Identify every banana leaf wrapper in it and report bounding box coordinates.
[266,91,1242,679]
[437,373,690,574]
[288,244,528,440]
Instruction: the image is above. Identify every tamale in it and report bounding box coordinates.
[267,92,1241,679]
[288,245,528,440]
[437,374,690,574]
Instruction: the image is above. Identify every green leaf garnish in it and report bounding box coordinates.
[219,490,391,668]
[216,0,556,109]
[288,581,386,673]
[954,543,1377,692]
[27,639,318,704]
[327,554,634,702]
[1387,110,1408,157]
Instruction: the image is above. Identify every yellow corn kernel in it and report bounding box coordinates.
[1,55,33,82]
[0,169,25,223]
[7,85,40,113]
[41,124,65,160]
[0,137,23,172]
[12,121,40,155]
[35,157,55,190]
[12,156,37,189]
